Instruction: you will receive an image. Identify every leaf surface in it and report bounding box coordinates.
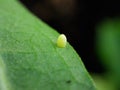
[0,0,96,90]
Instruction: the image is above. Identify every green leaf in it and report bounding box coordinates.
[92,74,116,90]
[96,19,120,89]
[0,0,96,90]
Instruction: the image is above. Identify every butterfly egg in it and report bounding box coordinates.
[57,34,67,48]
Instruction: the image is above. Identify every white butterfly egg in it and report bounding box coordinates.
[57,34,67,48]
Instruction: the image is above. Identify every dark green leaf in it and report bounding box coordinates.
[96,19,120,89]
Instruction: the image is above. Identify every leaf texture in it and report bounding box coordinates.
[0,0,96,90]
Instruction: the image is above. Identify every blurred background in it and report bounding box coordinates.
[19,0,120,90]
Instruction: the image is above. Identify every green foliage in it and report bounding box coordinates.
[96,19,120,90]
[92,74,115,90]
[0,0,96,90]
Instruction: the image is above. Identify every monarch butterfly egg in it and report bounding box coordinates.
[57,34,67,48]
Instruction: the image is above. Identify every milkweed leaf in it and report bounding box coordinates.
[0,0,96,90]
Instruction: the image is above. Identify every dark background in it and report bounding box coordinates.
[20,0,120,74]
